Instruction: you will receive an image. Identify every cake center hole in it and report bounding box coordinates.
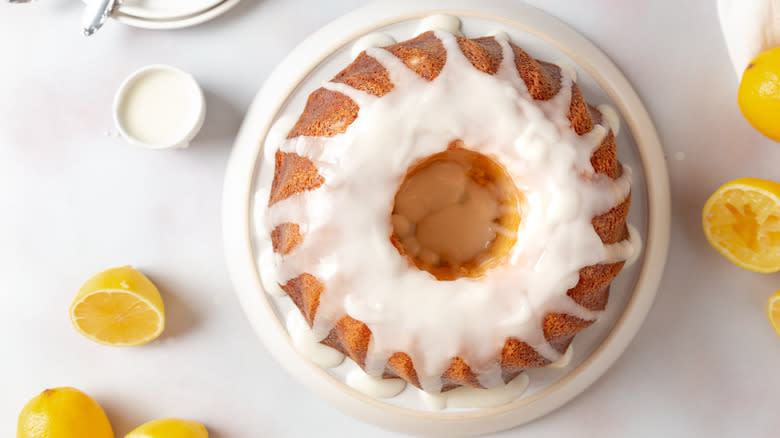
[391,145,522,281]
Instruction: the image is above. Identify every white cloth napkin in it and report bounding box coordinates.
[718,0,780,77]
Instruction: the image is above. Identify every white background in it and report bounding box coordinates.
[1,0,779,436]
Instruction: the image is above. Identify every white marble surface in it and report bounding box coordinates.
[1,0,779,436]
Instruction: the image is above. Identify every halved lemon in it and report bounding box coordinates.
[125,418,208,438]
[70,266,165,347]
[768,290,780,338]
[702,178,780,273]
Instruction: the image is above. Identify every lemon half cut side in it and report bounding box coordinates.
[767,290,780,338]
[70,266,165,347]
[702,178,780,273]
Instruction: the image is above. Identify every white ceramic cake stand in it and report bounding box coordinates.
[222,1,670,435]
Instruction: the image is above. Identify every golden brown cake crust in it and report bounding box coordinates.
[270,31,632,391]
[271,223,302,255]
[280,273,322,326]
[268,150,325,206]
[287,89,359,139]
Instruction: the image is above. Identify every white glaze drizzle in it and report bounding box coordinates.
[555,60,578,83]
[258,248,285,296]
[546,345,573,369]
[421,373,530,410]
[255,188,285,297]
[263,30,634,393]
[257,114,303,297]
[596,103,621,136]
[346,368,407,399]
[417,14,463,36]
[286,310,345,368]
[624,224,642,268]
[489,30,510,42]
[264,113,297,164]
[351,32,397,59]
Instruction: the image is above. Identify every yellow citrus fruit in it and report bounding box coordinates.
[738,46,780,142]
[702,178,780,272]
[125,418,208,438]
[768,290,780,338]
[17,387,114,438]
[70,266,165,347]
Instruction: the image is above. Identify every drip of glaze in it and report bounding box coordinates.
[346,369,407,399]
[490,30,510,42]
[264,114,298,164]
[257,114,300,297]
[421,373,530,410]
[351,32,397,59]
[259,248,285,296]
[596,104,621,136]
[255,188,285,297]
[263,29,635,393]
[624,224,642,268]
[417,14,463,36]
[547,345,573,369]
[554,60,578,82]
[286,310,345,368]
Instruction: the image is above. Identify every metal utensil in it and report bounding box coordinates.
[82,0,119,36]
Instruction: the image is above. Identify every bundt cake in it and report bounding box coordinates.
[262,28,634,394]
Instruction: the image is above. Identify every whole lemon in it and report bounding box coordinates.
[17,387,114,438]
[125,418,208,438]
[738,46,780,142]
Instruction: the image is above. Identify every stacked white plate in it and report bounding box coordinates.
[107,0,241,29]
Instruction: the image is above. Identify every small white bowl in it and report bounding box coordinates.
[113,64,206,150]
